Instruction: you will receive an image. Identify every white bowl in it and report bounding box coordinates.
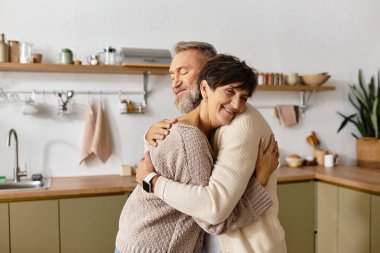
[286,157,304,168]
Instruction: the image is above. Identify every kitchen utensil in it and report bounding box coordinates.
[0,89,8,104]
[306,131,320,148]
[57,90,74,115]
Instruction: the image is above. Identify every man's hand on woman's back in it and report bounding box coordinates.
[254,134,279,186]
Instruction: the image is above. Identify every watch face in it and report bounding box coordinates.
[143,180,151,192]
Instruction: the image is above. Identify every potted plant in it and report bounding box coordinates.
[337,69,380,169]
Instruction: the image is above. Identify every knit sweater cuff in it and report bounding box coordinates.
[246,179,273,220]
[154,176,169,200]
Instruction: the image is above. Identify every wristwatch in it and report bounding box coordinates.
[143,172,158,193]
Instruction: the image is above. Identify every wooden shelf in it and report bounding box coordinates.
[0,63,335,92]
[0,62,170,75]
[256,85,335,92]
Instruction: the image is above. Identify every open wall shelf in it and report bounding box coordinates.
[0,62,170,75]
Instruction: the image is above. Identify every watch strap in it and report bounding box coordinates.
[144,172,158,183]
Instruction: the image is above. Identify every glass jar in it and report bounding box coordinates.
[19,42,33,64]
[99,47,118,65]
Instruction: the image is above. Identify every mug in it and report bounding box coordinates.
[22,100,38,115]
[286,73,299,85]
[324,154,334,168]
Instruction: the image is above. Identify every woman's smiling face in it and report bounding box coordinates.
[202,81,249,128]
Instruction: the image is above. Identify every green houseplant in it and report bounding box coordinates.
[337,69,380,168]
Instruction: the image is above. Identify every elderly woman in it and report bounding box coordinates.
[115,54,272,253]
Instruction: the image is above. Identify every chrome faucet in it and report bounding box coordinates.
[7,129,27,182]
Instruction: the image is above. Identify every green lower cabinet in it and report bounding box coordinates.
[316,182,372,253]
[60,194,128,253]
[278,181,315,253]
[371,195,380,253]
[338,187,370,253]
[0,203,9,253]
[316,182,338,253]
[9,200,60,253]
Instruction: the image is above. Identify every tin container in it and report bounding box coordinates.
[8,40,20,63]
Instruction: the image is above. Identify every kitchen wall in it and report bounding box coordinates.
[0,0,379,178]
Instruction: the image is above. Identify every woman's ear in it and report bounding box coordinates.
[200,80,208,101]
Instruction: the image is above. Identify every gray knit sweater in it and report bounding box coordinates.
[115,124,272,253]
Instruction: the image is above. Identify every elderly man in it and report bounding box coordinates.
[136,41,286,253]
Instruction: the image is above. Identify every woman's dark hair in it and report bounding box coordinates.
[198,54,258,97]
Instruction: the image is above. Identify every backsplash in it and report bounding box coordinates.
[1,0,379,177]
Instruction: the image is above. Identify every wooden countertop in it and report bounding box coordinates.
[279,165,380,195]
[1,165,379,202]
[0,175,136,202]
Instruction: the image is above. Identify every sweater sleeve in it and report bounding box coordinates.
[193,176,272,234]
[155,107,273,224]
[143,130,150,152]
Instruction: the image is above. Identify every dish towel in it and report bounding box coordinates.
[91,101,113,163]
[80,104,96,165]
[274,105,299,127]
[79,102,113,165]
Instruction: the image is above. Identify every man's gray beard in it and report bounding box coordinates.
[175,89,200,114]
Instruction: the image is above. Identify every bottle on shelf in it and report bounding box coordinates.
[0,33,10,63]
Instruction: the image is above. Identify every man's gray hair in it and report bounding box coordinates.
[174,41,217,59]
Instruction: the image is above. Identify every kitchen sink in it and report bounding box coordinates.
[0,178,51,192]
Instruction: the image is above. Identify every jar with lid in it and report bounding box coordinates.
[99,47,119,65]
[0,33,10,62]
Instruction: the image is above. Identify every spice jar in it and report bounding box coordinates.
[0,33,9,62]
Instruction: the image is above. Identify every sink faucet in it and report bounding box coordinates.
[7,129,27,182]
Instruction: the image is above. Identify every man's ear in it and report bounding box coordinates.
[200,80,208,100]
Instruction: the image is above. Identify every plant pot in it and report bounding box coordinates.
[356,138,380,169]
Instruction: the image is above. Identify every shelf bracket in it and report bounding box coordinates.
[143,71,150,106]
[299,90,315,116]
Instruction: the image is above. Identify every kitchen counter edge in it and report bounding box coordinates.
[1,165,380,202]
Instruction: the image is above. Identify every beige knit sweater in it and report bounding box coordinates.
[116,123,272,253]
[154,105,286,252]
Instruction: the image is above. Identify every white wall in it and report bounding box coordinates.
[0,0,379,178]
